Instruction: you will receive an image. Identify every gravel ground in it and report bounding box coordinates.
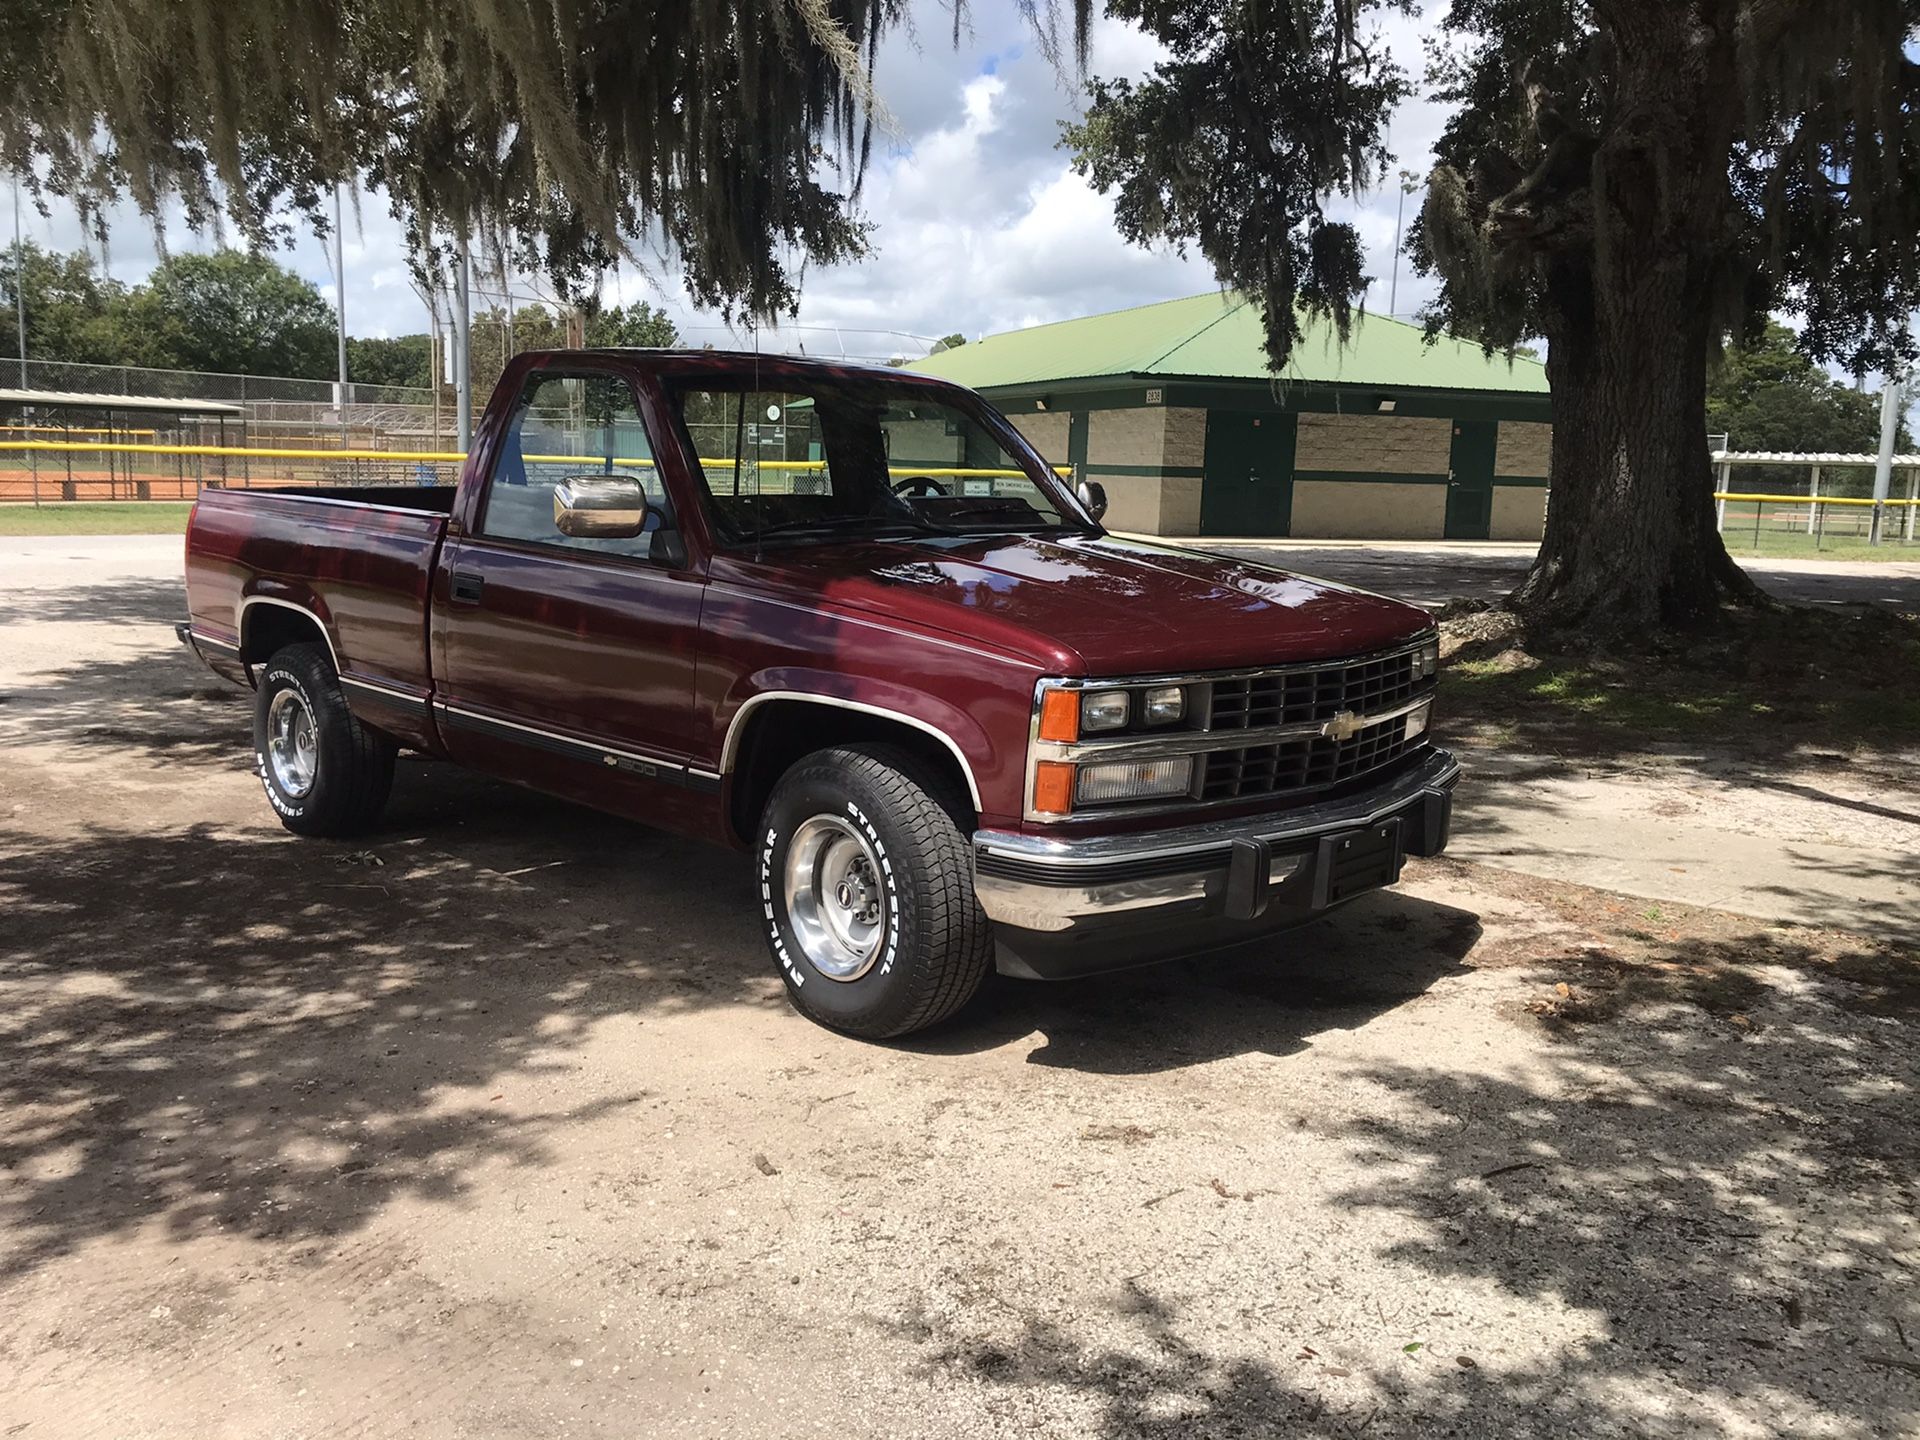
[1,542,1916,1438]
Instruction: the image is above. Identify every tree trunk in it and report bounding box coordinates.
[1510,0,1760,637]
[1513,262,1758,634]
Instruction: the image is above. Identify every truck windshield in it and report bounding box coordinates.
[668,379,1082,545]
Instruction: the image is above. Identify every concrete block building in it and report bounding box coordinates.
[908,291,1553,541]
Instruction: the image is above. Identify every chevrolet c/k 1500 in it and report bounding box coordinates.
[181,349,1456,1038]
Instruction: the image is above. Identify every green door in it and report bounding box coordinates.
[1200,411,1295,537]
[1445,420,1498,539]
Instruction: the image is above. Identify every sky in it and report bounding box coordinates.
[11,1,1451,364]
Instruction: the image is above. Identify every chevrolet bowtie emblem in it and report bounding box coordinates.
[1321,710,1366,742]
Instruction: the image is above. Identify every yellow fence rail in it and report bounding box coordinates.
[0,437,1075,505]
[1714,490,1919,507]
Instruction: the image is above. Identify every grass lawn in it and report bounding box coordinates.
[1441,602,1920,755]
[1717,503,1918,561]
[1720,529,1919,562]
[0,502,193,536]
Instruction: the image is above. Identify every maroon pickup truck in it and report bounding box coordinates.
[181,349,1456,1038]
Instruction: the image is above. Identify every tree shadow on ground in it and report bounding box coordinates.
[918,890,1480,1077]
[1210,543,1920,613]
[0,574,186,628]
[0,775,770,1286]
[0,753,1489,1287]
[894,919,1920,1437]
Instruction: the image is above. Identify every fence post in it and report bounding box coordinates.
[1907,467,1918,544]
[1806,464,1820,536]
[1715,461,1729,530]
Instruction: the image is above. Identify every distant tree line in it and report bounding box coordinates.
[0,242,679,393]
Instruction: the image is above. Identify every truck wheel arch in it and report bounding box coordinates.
[238,595,341,673]
[722,692,983,846]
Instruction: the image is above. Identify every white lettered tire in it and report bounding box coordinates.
[758,744,992,1039]
[253,642,396,837]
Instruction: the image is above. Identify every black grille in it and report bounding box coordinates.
[1210,648,1425,731]
[1201,716,1422,803]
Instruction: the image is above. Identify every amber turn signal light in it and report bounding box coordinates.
[1037,689,1080,743]
[1032,760,1075,815]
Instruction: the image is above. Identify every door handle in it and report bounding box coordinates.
[449,571,485,604]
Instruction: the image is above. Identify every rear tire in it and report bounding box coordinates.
[759,744,992,1039]
[253,642,395,837]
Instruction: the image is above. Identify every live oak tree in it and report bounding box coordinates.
[1069,1,1920,635]
[0,1,900,317]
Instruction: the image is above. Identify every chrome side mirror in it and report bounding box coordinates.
[553,474,648,538]
[1076,479,1109,522]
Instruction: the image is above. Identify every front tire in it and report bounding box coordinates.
[759,744,992,1039]
[253,642,395,837]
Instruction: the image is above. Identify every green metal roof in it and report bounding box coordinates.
[906,290,1547,396]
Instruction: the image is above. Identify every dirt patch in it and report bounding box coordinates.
[5,554,1920,1438]
[1427,856,1920,1030]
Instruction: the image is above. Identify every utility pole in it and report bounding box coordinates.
[12,171,26,386]
[331,184,349,438]
[454,234,473,450]
[1869,369,1904,545]
[1387,169,1420,318]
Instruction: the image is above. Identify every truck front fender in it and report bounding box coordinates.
[718,672,991,813]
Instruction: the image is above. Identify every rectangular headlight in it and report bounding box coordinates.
[1415,639,1440,678]
[1141,685,1185,726]
[1074,755,1195,806]
[1404,699,1432,741]
[1080,689,1131,733]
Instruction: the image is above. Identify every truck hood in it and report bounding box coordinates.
[734,532,1433,675]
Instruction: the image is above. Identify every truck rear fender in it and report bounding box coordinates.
[719,680,992,846]
[236,591,340,673]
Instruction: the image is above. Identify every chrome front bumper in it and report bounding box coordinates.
[971,748,1459,978]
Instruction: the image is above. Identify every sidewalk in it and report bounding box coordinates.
[1450,748,1920,940]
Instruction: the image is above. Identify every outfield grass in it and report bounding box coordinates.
[1719,529,1919,562]
[0,502,193,536]
[1717,502,1918,561]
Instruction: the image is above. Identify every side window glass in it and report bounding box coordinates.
[480,371,668,556]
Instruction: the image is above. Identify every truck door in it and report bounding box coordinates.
[431,364,716,819]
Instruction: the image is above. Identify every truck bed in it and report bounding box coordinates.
[184,486,452,722]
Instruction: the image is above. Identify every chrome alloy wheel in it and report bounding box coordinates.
[783,814,889,981]
[266,686,319,798]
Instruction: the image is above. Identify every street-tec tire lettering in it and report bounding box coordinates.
[758,744,991,1040]
[252,642,397,839]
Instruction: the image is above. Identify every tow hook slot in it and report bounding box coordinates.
[1224,837,1272,920]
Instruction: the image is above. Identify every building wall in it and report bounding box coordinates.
[1290,480,1448,539]
[1092,473,1164,533]
[1294,413,1452,475]
[999,390,1553,541]
[1011,411,1070,464]
[1077,406,1211,536]
[1489,486,1548,540]
[1495,420,1552,477]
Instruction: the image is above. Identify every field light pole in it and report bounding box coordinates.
[331,185,349,438]
[1388,169,1420,317]
[12,171,26,386]
[453,235,473,451]
[1869,370,1904,545]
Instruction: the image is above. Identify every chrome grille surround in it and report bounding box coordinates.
[1023,634,1440,823]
